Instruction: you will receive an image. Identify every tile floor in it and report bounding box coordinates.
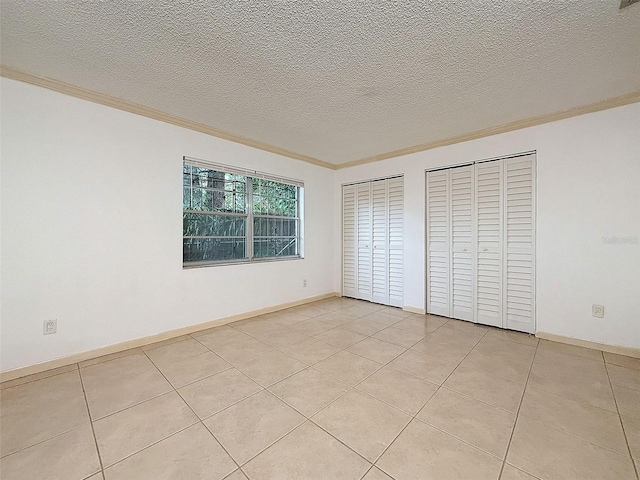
[1,297,639,479]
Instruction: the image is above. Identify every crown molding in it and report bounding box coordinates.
[3,66,638,172]
[337,90,640,169]
[0,66,336,170]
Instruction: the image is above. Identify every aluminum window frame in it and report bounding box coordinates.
[183,157,304,268]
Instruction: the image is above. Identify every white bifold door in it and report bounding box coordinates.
[426,154,535,333]
[343,177,403,307]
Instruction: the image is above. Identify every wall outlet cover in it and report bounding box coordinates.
[592,305,605,318]
[43,319,57,335]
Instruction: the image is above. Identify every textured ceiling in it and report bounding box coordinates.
[1,1,639,166]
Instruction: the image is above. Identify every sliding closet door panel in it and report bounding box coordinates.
[388,177,404,307]
[475,161,503,327]
[451,166,475,321]
[371,180,389,304]
[426,170,450,316]
[342,185,357,298]
[356,183,372,301]
[504,155,535,333]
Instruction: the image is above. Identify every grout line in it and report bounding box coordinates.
[604,362,640,480]
[497,337,539,479]
[78,366,107,479]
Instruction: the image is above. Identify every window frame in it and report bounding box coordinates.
[183,157,304,268]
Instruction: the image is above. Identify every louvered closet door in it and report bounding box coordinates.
[451,166,475,321]
[475,161,503,327]
[342,185,357,298]
[371,180,389,305]
[504,155,535,333]
[387,177,404,307]
[356,183,372,301]
[426,170,450,316]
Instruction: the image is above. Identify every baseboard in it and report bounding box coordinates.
[403,306,427,315]
[536,331,640,359]
[0,292,340,383]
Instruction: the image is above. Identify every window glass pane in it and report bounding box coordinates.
[253,237,298,258]
[184,213,246,237]
[183,238,246,262]
[183,187,191,210]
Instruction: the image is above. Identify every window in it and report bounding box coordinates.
[183,157,304,266]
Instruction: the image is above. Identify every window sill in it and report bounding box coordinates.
[183,256,304,269]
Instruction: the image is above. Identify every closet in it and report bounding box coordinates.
[343,177,403,307]
[426,153,536,333]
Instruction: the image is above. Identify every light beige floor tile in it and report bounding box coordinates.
[289,305,331,319]
[253,328,310,349]
[391,315,447,336]
[313,311,356,326]
[0,370,90,456]
[500,464,539,480]
[377,419,503,480]
[534,347,608,379]
[343,303,384,318]
[314,351,381,386]
[141,335,192,353]
[81,353,172,420]
[313,327,367,348]
[151,350,231,388]
[527,362,617,412]
[178,368,262,419]
[608,364,640,391]
[444,318,489,336]
[94,391,198,467]
[373,326,425,347]
[461,349,532,384]
[236,350,307,387]
[312,390,411,462]
[223,469,248,480]
[357,366,438,415]
[269,368,349,417]
[104,423,236,480]
[205,336,274,365]
[362,467,394,480]
[79,348,144,369]
[142,336,203,361]
[191,324,240,338]
[193,327,252,350]
[444,363,525,412]
[538,339,603,362]
[0,425,100,480]
[347,337,406,364]
[613,383,640,418]
[362,311,407,327]
[519,385,628,454]
[279,338,340,365]
[484,328,539,347]
[417,388,516,458]
[389,349,459,385]
[232,319,285,339]
[0,364,78,390]
[377,305,413,318]
[243,421,371,480]
[604,352,640,371]
[341,318,390,336]
[260,311,308,326]
[507,417,636,480]
[203,390,305,464]
[85,474,104,480]
[289,318,335,336]
[621,414,640,460]
[411,327,482,362]
[473,336,537,361]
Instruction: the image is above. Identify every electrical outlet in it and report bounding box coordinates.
[592,304,605,318]
[43,319,57,335]
[303,279,307,287]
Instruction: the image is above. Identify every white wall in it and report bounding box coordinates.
[335,102,640,350]
[0,78,336,372]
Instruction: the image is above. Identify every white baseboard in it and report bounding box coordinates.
[536,331,640,359]
[0,292,340,383]
[403,306,427,315]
